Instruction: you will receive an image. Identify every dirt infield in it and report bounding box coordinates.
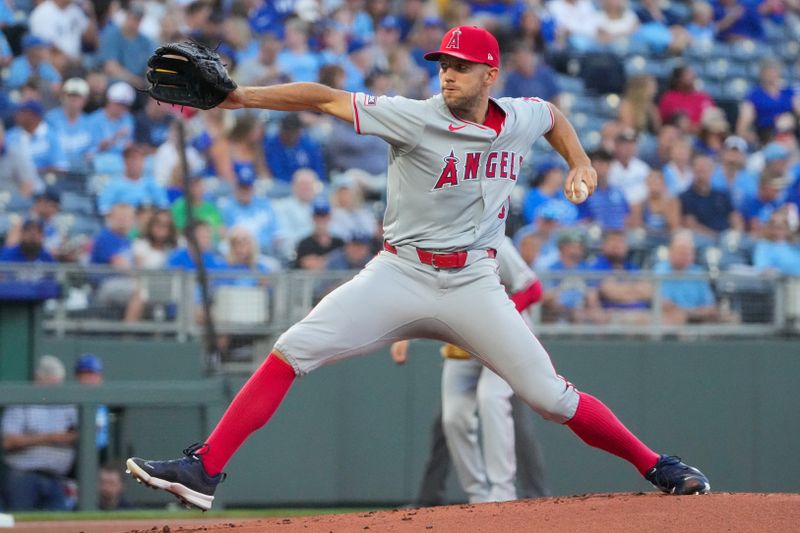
[12,492,800,533]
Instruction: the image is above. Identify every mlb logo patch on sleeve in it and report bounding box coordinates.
[364,94,377,106]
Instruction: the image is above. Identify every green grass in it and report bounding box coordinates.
[12,507,383,522]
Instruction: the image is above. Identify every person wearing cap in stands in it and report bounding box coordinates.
[328,172,378,241]
[521,159,577,225]
[318,22,366,93]
[45,77,96,172]
[134,97,174,153]
[29,0,97,62]
[88,81,136,157]
[97,2,155,87]
[740,169,790,235]
[74,353,110,457]
[710,135,758,210]
[578,148,631,231]
[219,165,282,256]
[0,120,40,199]
[541,229,591,324]
[264,113,327,183]
[608,127,651,206]
[5,34,61,91]
[294,200,344,270]
[6,100,68,175]
[0,219,54,263]
[97,143,168,215]
[373,15,401,71]
[325,231,375,271]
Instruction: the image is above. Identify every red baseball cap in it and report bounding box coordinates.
[424,26,500,69]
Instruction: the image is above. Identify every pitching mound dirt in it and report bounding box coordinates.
[12,492,800,533]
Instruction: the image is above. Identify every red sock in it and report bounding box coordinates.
[202,353,296,476]
[566,392,659,475]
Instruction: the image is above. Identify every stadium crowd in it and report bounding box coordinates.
[1,0,800,327]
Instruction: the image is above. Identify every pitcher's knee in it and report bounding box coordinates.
[519,385,579,424]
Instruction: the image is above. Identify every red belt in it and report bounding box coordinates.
[383,241,496,269]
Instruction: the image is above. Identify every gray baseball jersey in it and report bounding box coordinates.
[276,92,578,427]
[351,93,554,251]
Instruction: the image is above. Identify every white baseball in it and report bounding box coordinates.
[567,181,590,204]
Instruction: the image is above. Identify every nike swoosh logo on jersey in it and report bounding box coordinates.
[448,124,467,131]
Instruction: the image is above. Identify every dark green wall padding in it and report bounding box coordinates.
[18,338,800,505]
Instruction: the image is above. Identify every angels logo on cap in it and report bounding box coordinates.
[446,29,461,49]
[424,26,500,69]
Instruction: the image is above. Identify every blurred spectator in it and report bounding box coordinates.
[97,144,168,215]
[502,46,560,106]
[134,98,174,153]
[396,0,424,40]
[274,168,321,256]
[740,173,788,234]
[578,148,630,231]
[736,58,800,145]
[97,3,155,87]
[5,34,61,92]
[218,169,282,255]
[0,31,11,69]
[618,75,661,135]
[220,226,270,286]
[680,153,744,239]
[713,0,765,42]
[694,106,731,156]
[516,230,546,267]
[373,15,402,71]
[410,16,446,79]
[547,0,601,51]
[522,160,577,225]
[711,135,758,210]
[132,208,177,269]
[386,45,427,100]
[686,1,715,47]
[658,65,714,132]
[0,220,54,263]
[662,136,694,196]
[264,113,327,183]
[608,128,651,206]
[645,123,681,168]
[0,121,40,198]
[630,169,681,244]
[588,230,653,323]
[295,201,344,270]
[276,18,319,82]
[632,0,691,54]
[235,32,287,86]
[45,77,94,172]
[6,100,67,175]
[73,353,109,456]
[596,0,640,46]
[324,65,389,175]
[654,231,721,324]
[753,209,800,275]
[170,175,224,237]
[525,206,563,270]
[328,172,378,240]
[91,202,143,321]
[3,189,66,261]
[541,230,591,323]
[319,24,367,93]
[153,122,206,188]
[98,463,132,510]
[29,0,97,62]
[224,113,270,184]
[88,82,136,157]
[167,220,226,270]
[326,231,374,270]
[1,355,77,511]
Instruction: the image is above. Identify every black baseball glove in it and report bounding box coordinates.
[146,41,237,110]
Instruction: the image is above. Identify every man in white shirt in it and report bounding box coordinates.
[29,0,97,61]
[273,168,322,259]
[548,0,601,49]
[608,128,651,206]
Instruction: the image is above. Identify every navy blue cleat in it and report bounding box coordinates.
[126,443,224,510]
[645,455,711,495]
